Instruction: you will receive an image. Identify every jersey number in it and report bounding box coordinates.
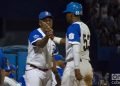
[83,34,90,51]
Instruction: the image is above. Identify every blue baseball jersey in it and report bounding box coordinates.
[66,22,90,61]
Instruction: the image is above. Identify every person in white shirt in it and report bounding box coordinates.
[25,11,56,86]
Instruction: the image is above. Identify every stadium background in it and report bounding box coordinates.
[0,0,120,85]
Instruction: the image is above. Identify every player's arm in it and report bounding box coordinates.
[67,24,82,80]
[53,37,65,45]
[35,36,49,48]
[72,44,82,81]
[40,20,65,45]
[30,27,53,48]
[35,22,54,48]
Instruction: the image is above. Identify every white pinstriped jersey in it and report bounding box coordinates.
[66,21,90,61]
[4,76,21,86]
[26,28,56,69]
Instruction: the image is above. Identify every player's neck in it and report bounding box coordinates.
[72,20,80,23]
[72,17,80,23]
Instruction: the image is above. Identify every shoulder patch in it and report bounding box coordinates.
[69,33,74,40]
[33,34,39,39]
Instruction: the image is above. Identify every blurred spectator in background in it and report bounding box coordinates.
[4,62,20,86]
[87,2,100,70]
[88,0,120,47]
[0,48,6,86]
[8,64,16,79]
[98,3,117,46]
[0,49,20,86]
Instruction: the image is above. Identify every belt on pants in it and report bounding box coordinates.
[27,63,49,72]
[66,58,82,62]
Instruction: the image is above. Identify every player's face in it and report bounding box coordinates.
[65,13,72,24]
[42,17,53,28]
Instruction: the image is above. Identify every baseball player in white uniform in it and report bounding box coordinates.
[25,11,57,86]
[53,2,93,86]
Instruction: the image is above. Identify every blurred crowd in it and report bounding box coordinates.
[85,0,120,46]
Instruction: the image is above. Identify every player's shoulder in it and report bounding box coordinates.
[68,22,80,31]
[29,28,41,35]
[29,28,45,38]
[75,21,88,28]
[80,21,89,29]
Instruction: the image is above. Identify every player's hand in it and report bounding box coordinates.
[74,69,82,81]
[45,28,54,39]
[40,20,51,29]
[40,21,54,39]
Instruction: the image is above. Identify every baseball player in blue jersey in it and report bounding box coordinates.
[52,2,93,86]
[25,11,57,86]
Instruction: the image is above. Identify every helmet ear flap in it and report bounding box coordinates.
[75,11,83,15]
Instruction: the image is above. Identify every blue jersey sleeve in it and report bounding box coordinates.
[66,24,81,44]
[28,29,44,45]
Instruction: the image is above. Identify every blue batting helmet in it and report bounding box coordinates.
[39,11,53,20]
[64,2,83,15]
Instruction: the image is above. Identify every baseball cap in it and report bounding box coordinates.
[39,11,53,20]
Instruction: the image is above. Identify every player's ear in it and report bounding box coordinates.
[39,20,42,26]
[70,13,74,19]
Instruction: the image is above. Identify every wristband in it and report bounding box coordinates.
[53,37,62,44]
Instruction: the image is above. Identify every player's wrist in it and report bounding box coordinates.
[53,36,62,44]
